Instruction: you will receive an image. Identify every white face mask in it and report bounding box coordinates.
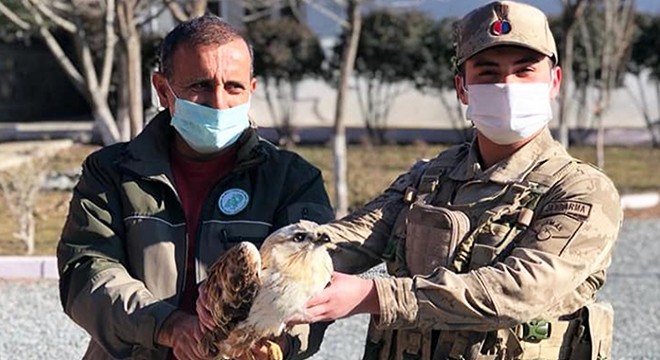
[465,82,553,145]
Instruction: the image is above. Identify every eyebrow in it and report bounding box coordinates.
[514,55,544,65]
[472,59,499,68]
[182,76,214,86]
[472,55,544,68]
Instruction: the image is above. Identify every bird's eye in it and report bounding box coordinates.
[293,233,306,242]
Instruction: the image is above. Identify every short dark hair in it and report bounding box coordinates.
[158,14,253,78]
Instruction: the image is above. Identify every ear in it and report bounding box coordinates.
[152,72,173,109]
[250,77,257,93]
[549,66,562,100]
[455,73,468,105]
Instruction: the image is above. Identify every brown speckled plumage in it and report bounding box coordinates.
[200,220,333,360]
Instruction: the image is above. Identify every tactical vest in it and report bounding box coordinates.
[364,149,613,360]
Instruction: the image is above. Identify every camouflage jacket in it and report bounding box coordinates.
[321,128,621,335]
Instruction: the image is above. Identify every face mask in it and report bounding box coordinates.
[465,82,553,145]
[167,84,250,154]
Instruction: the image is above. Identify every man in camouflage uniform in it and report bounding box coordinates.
[298,1,622,359]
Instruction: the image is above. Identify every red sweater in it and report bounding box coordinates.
[170,146,237,315]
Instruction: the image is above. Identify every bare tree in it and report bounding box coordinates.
[0,159,47,255]
[628,13,660,147]
[163,0,206,22]
[355,77,405,144]
[593,0,635,168]
[309,0,362,218]
[349,9,432,144]
[116,0,144,139]
[0,0,123,145]
[415,16,469,141]
[627,70,660,147]
[557,0,588,148]
[245,16,325,146]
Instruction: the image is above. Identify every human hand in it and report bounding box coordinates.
[156,310,210,360]
[290,272,379,324]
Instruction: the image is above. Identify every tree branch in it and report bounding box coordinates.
[242,7,277,22]
[302,0,349,28]
[50,0,73,12]
[164,0,188,22]
[137,1,168,28]
[99,0,116,96]
[23,1,87,95]
[0,1,32,31]
[28,0,77,33]
[66,3,100,94]
[188,0,206,18]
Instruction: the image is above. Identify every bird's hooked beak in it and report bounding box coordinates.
[311,232,331,244]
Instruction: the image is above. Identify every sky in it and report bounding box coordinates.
[307,0,660,37]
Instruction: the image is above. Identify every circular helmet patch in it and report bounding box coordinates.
[490,19,511,36]
[218,188,249,215]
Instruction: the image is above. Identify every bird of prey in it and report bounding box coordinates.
[199,220,333,360]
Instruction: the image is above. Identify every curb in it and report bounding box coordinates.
[620,192,660,210]
[0,256,58,279]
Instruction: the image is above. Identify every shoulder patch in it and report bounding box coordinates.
[218,188,250,215]
[540,201,592,220]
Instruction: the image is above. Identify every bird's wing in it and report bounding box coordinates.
[200,241,261,358]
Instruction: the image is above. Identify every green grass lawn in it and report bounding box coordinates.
[1,143,658,255]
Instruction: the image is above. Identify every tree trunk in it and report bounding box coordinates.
[116,51,132,141]
[596,114,605,169]
[92,96,122,145]
[165,0,207,22]
[117,0,144,139]
[127,27,143,138]
[558,0,586,148]
[21,211,35,255]
[654,80,660,148]
[632,72,660,147]
[189,0,207,18]
[332,0,361,218]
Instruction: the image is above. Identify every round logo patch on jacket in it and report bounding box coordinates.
[218,188,249,215]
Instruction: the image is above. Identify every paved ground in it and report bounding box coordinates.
[0,134,659,358]
[1,219,659,359]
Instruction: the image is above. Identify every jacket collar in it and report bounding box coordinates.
[118,110,263,182]
[448,128,567,184]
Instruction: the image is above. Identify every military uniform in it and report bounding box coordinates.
[320,128,621,360]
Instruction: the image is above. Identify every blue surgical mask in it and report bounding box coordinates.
[168,85,250,154]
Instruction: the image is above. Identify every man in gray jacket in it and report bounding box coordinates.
[57,15,333,360]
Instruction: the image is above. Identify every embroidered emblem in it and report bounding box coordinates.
[218,188,249,215]
[490,3,512,36]
[541,201,592,220]
[534,218,563,241]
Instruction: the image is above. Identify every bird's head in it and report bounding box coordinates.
[261,220,331,257]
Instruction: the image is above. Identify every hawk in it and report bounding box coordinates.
[199,220,333,360]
